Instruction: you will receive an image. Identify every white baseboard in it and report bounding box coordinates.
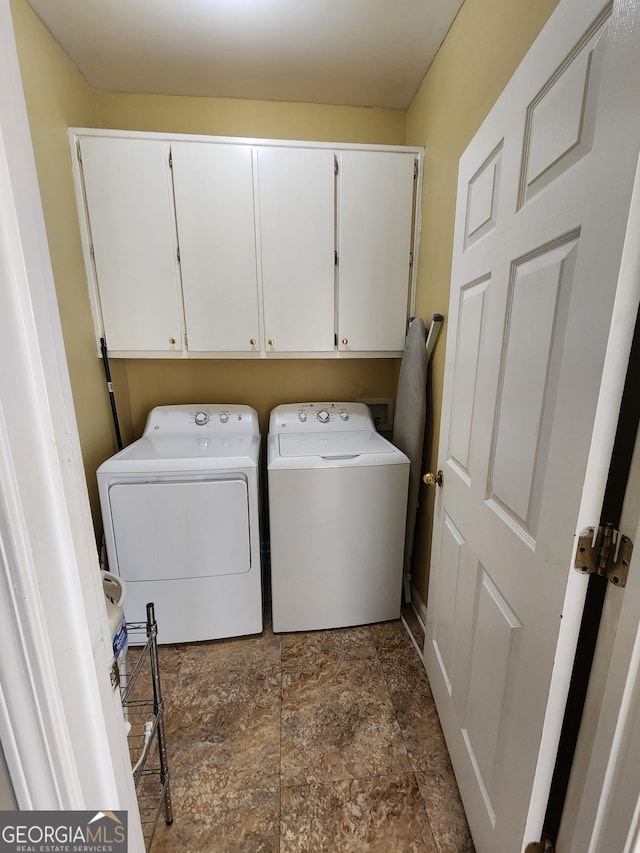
[400,585,428,664]
[410,584,428,630]
[400,612,424,660]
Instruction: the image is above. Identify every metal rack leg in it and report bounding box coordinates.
[146,603,174,826]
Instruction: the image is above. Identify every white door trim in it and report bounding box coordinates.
[0,0,142,844]
[526,13,640,842]
[555,148,640,853]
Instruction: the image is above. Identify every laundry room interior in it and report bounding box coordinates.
[8,0,559,608]
[7,0,640,851]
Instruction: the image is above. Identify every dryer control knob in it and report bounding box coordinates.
[339,410,349,421]
[194,411,209,426]
[298,412,307,422]
[317,409,330,423]
[219,412,229,423]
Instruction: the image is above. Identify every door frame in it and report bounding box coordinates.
[0,0,142,843]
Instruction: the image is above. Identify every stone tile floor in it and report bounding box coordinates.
[147,608,474,852]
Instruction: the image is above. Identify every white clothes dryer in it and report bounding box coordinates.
[98,404,262,644]
[267,402,410,633]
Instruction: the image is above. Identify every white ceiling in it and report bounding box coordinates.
[24,0,464,110]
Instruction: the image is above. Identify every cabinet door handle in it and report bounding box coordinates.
[169,337,177,345]
[342,338,348,345]
[268,339,275,346]
[249,338,256,346]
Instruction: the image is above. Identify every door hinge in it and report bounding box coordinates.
[184,333,188,348]
[414,158,419,179]
[334,333,338,346]
[574,523,633,587]
[334,155,339,175]
[409,251,414,267]
[169,150,173,169]
[334,250,338,266]
[76,140,82,164]
[177,247,181,263]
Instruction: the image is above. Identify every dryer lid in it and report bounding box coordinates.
[108,434,258,462]
[277,429,395,458]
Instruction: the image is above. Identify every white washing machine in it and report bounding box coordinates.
[98,404,262,644]
[267,402,410,633]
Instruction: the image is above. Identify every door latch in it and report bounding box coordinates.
[574,523,633,587]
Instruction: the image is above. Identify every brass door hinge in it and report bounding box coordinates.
[574,523,633,587]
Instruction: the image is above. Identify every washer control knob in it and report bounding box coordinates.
[219,412,229,423]
[194,411,209,426]
[317,409,330,423]
[298,412,307,422]
[339,410,349,421]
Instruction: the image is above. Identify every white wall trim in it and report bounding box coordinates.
[0,1,142,845]
[525,1,640,843]
[409,584,428,631]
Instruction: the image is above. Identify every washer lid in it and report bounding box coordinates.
[277,429,395,458]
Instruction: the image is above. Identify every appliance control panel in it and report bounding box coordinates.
[142,404,259,436]
[269,402,375,433]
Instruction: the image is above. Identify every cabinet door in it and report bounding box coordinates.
[257,147,335,352]
[79,136,183,352]
[337,151,416,352]
[171,143,260,352]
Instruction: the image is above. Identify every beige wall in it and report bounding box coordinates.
[405,0,561,604]
[0,741,16,809]
[96,93,406,145]
[124,359,399,439]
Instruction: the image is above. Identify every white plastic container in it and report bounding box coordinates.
[101,570,128,663]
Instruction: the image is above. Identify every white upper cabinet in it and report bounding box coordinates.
[171,142,260,353]
[78,136,184,353]
[71,131,422,358]
[257,147,336,353]
[337,150,416,352]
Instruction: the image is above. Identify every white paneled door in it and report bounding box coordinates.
[424,0,640,850]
